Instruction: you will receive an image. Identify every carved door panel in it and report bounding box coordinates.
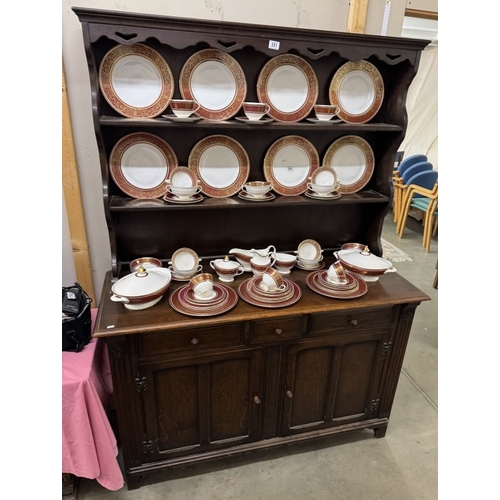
[140,347,263,461]
[281,333,390,436]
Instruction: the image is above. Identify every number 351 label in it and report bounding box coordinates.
[268,40,280,50]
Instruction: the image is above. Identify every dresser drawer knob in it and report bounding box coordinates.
[347,316,358,326]
[253,396,261,404]
[286,390,293,398]
[191,338,199,345]
[275,328,283,336]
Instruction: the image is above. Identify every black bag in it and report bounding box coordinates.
[62,282,93,352]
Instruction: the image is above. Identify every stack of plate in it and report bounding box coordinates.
[169,283,238,316]
[238,276,301,308]
[306,271,368,299]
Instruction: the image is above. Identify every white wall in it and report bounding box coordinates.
[62,0,434,303]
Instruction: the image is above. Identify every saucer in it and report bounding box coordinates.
[238,191,275,202]
[193,290,217,301]
[235,117,273,124]
[295,260,325,271]
[163,192,204,204]
[306,118,343,124]
[161,114,202,123]
[304,189,341,200]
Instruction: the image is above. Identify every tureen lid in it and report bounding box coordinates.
[337,246,392,271]
[112,266,172,298]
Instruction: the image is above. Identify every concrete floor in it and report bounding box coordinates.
[76,213,438,500]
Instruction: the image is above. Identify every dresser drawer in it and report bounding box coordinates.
[307,308,393,337]
[139,323,245,358]
[249,316,303,344]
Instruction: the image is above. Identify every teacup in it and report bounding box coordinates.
[327,261,348,284]
[313,104,340,121]
[307,182,338,197]
[170,99,200,118]
[243,102,270,121]
[210,258,244,282]
[242,181,272,198]
[250,254,276,276]
[259,267,286,292]
[168,184,202,200]
[189,273,214,299]
[274,252,297,274]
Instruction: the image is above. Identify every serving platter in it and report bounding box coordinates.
[329,60,384,124]
[263,136,319,196]
[322,135,374,194]
[110,132,178,199]
[179,49,247,121]
[188,135,250,197]
[99,44,174,118]
[257,54,318,122]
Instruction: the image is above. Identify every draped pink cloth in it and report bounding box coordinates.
[62,309,124,490]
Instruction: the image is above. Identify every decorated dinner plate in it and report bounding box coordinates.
[99,44,174,118]
[306,270,368,299]
[263,136,319,196]
[257,54,318,122]
[329,60,384,124]
[322,136,374,194]
[188,135,250,197]
[169,283,238,317]
[110,132,178,199]
[238,276,301,308]
[179,49,247,121]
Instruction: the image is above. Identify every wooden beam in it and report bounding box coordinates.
[347,0,369,34]
[62,63,96,303]
[405,8,438,21]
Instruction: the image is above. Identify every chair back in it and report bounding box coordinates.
[405,170,438,197]
[401,161,433,184]
[398,154,428,177]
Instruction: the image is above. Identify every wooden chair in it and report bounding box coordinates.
[397,170,438,252]
[392,154,428,223]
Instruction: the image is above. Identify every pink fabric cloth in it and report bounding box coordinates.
[62,309,124,490]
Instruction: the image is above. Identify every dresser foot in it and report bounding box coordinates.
[373,424,388,438]
[126,474,144,490]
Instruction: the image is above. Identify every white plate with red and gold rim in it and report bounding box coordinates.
[329,60,384,124]
[110,132,178,199]
[99,44,174,119]
[257,54,318,123]
[179,49,247,121]
[169,283,238,317]
[188,135,250,197]
[263,136,319,196]
[306,271,368,299]
[238,276,301,308]
[322,135,374,194]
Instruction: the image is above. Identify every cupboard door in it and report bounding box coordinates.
[281,334,386,436]
[140,347,263,461]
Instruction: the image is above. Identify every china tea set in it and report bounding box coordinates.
[110,240,395,312]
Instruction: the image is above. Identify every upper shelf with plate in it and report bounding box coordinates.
[73,7,430,276]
